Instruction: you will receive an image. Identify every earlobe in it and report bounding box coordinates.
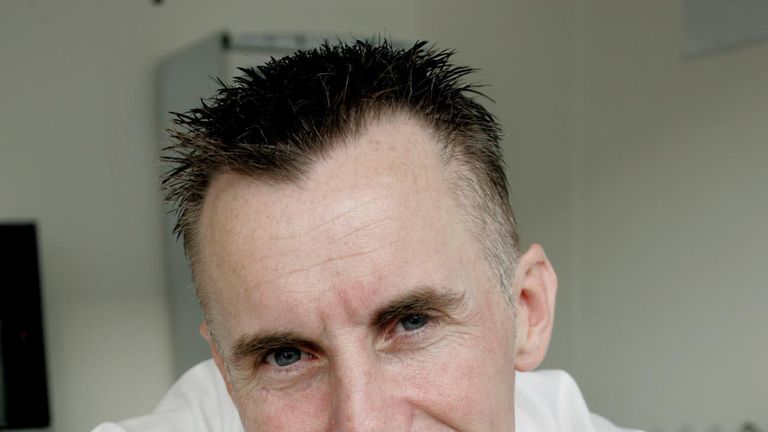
[200,321,237,397]
[199,322,223,367]
[512,244,558,372]
[199,321,212,342]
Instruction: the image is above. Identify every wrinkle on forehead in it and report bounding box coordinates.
[203,186,407,284]
[267,195,392,241]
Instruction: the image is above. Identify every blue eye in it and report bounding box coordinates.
[267,347,303,367]
[400,314,428,331]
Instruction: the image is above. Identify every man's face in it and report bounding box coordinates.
[196,117,522,431]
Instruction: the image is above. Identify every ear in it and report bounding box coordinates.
[512,244,558,371]
[200,321,237,397]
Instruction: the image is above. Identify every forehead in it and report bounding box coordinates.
[196,116,488,341]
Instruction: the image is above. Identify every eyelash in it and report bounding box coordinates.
[263,349,315,365]
[387,312,437,342]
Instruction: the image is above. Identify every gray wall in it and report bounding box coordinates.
[419,1,768,430]
[2,1,766,431]
[571,2,768,429]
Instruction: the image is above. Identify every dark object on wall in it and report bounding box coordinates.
[0,223,50,429]
[683,0,768,57]
[742,422,765,432]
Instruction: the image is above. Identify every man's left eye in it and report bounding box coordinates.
[398,314,429,331]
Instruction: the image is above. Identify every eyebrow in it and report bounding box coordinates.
[230,286,468,364]
[370,286,468,328]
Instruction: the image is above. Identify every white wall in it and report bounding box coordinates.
[0,2,417,431]
[570,1,768,430]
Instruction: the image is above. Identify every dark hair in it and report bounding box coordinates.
[163,39,520,298]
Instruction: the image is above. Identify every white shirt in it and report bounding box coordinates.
[92,360,641,432]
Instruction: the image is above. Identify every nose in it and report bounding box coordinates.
[329,353,410,432]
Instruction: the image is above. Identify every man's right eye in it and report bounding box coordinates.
[264,347,308,367]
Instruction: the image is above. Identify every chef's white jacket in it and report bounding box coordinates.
[92,360,642,432]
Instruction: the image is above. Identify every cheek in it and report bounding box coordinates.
[234,379,333,432]
[399,339,517,430]
[403,294,519,429]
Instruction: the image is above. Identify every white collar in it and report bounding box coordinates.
[94,360,640,432]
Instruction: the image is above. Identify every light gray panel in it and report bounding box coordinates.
[158,32,228,377]
[224,33,335,84]
[683,0,768,57]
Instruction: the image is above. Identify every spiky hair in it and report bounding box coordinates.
[163,39,520,298]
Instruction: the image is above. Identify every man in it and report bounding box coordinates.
[95,40,640,431]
